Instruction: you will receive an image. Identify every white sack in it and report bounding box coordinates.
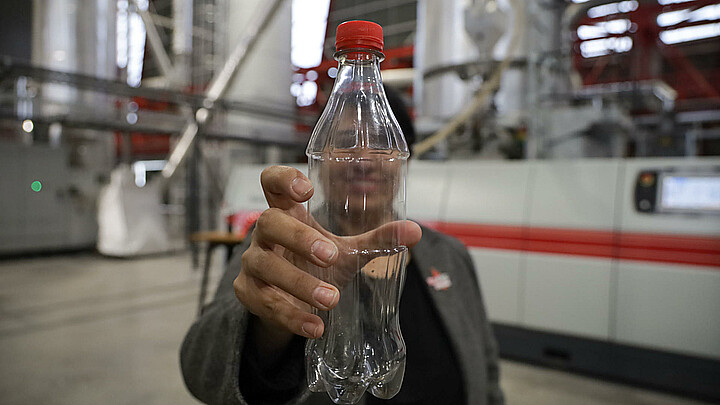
[97,165,170,256]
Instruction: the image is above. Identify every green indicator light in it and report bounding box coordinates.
[31,181,42,192]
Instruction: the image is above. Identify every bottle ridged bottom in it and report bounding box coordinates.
[306,248,407,404]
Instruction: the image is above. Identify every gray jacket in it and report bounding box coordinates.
[180,225,504,405]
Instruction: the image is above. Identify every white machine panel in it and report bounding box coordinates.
[528,159,620,229]
[523,160,618,339]
[615,261,720,358]
[443,161,529,328]
[523,253,612,339]
[407,162,448,223]
[444,161,531,225]
[470,248,522,324]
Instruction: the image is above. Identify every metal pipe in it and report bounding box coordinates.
[554,80,677,111]
[161,0,286,180]
[0,109,306,148]
[0,60,305,123]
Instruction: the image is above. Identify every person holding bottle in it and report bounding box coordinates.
[181,21,504,405]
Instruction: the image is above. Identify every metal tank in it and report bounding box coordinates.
[31,0,117,115]
[414,0,480,123]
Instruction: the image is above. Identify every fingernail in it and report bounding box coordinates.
[291,177,312,197]
[313,286,338,308]
[302,322,320,338]
[311,240,337,263]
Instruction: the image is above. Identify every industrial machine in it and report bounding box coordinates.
[406,158,720,400]
[224,157,720,400]
[0,143,100,254]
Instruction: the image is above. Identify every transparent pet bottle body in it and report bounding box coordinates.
[304,46,410,404]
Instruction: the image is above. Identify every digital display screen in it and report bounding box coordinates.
[660,175,720,212]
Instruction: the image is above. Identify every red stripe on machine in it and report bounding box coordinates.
[427,222,720,269]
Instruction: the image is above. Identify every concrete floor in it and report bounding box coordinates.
[0,252,712,405]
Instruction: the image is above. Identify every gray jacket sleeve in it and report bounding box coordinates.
[179,235,311,405]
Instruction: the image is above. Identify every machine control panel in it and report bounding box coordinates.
[635,167,720,214]
[634,171,658,213]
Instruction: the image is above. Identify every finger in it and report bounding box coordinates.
[242,247,340,310]
[235,275,325,338]
[265,299,325,339]
[255,208,338,266]
[261,166,314,210]
[348,220,422,250]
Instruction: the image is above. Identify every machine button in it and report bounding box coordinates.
[640,173,655,187]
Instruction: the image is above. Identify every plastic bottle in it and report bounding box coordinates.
[304,21,410,404]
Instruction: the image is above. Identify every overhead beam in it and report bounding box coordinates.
[134,0,176,84]
[161,0,287,180]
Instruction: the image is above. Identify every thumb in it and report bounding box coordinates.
[348,220,422,250]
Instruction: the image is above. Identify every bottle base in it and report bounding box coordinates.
[309,359,406,404]
[368,360,405,399]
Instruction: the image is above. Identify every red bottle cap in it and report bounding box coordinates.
[335,21,383,53]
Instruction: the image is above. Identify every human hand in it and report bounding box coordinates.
[234,166,421,343]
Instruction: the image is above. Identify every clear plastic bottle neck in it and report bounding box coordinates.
[331,48,385,94]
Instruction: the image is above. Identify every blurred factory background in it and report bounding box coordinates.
[0,0,719,404]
